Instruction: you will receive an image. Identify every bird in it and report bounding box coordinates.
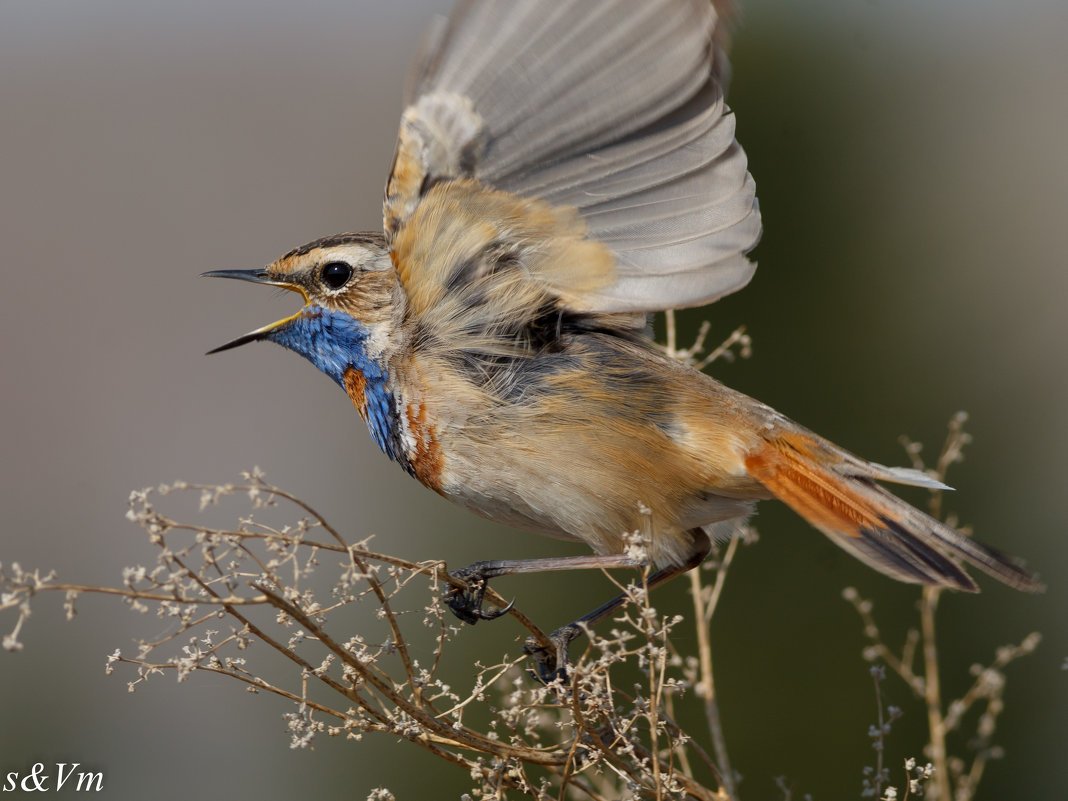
[204,0,1040,675]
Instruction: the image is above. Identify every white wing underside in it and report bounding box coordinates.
[388,0,761,315]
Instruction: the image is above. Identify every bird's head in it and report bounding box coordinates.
[204,232,398,385]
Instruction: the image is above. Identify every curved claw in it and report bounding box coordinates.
[479,596,515,621]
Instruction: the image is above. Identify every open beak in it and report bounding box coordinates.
[202,269,308,354]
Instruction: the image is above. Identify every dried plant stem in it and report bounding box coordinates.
[18,582,267,606]
[873,673,886,796]
[689,535,740,800]
[257,581,564,765]
[920,586,951,800]
[694,326,748,371]
[4,473,755,798]
[179,483,553,641]
[919,414,970,801]
[846,414,1041,801]
[661,310,751,369]
[665,308,680,356]
[644,571,667,801]
[663,309,749,798]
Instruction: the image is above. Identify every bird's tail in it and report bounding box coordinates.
[744,430,1042,592]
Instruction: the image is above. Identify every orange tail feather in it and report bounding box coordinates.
[745,432,1042,592]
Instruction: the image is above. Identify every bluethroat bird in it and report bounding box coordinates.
[205,1,1040,677]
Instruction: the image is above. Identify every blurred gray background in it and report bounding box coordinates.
[1,1,1065,798]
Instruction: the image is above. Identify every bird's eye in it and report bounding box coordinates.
[321,261,353,290]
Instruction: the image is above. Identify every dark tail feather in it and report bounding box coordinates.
[745,432,1043,593]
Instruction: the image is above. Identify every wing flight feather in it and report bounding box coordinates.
[385,0,760,320]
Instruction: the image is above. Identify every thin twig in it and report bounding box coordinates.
[689,537,739,799]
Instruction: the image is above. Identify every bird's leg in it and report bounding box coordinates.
[445,553,644,625]
[524,530,711,684]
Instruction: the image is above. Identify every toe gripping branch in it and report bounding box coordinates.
[444,562,515,625]
[523,624,583,685]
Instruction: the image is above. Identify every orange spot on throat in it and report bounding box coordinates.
[343,368,368,419]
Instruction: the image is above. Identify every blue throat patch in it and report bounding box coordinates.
[267,306,401,461]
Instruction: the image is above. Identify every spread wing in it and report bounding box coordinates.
[385,0,760,333]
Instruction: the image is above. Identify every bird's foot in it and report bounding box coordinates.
[445,563,514,625]
[523,623,582,685]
